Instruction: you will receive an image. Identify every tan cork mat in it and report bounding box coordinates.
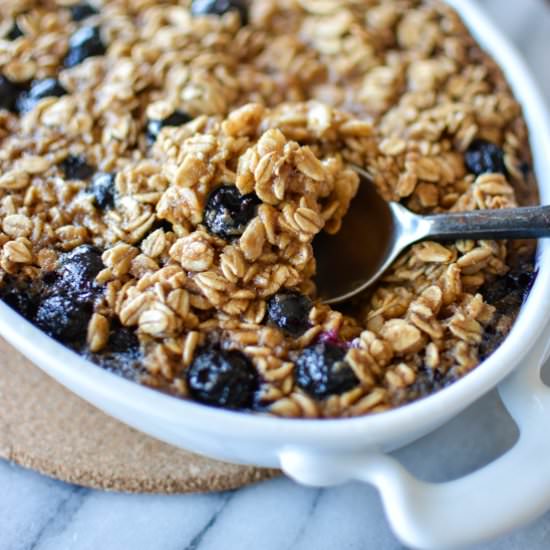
[0,337,278,493]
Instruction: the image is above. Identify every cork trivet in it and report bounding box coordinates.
[0,337,278,493]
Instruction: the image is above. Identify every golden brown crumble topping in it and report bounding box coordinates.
[0,0,537,417]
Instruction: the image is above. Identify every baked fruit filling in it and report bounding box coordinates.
[0,0,537,417]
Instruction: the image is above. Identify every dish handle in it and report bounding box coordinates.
[279,339,550,549]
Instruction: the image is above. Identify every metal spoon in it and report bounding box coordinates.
[314,165,550,304]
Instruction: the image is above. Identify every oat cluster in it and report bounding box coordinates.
[0,0,536,417]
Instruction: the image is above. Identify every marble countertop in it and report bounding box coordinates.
[2,2,550,549]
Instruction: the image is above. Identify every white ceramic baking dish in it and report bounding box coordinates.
[1,1,550,548]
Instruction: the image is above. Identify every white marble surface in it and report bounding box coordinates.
[2,2,550,549]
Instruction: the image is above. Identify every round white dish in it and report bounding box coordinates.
[1,1,550,548]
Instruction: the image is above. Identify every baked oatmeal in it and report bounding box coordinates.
[0,0,537,417]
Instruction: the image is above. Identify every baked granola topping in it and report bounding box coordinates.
[0,0,537,417]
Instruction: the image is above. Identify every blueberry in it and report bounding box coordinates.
[186,347,258,409]
[86,320,143,379]
[57,244,104,299]
[70,2,99,21]
[203,185,260,240]
[267,291,312,336]
[1,290,35,318]
[0,75,20,112]
[89,172,116,209]
[61,154,95,180]
[106,323,140,355]
[35,294,92,342]
[150,218,173,233]
[318,329,348,349]
[6,22,24,40]
[465,139,506,176]
[0,278,38,320]
[64,26,106,68]
[478,324,500,362]
[520,161,531,177]
[480,267,535,307]
[191,0,248,25]
[146,110,193,144]
[407,365,450,401]
[17,78,67,113]
[295,342,359,399]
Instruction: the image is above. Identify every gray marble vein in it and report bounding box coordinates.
[30,492,228,550]
[185,477,322,550]
[0,462,75,550]
[2,2,550,549]
[183,493,233,550]
[27,488,89,550]
[284,489,323,550]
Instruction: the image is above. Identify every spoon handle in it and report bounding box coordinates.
[423,205,550,241]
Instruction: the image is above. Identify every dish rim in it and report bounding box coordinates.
[0,0,549,445]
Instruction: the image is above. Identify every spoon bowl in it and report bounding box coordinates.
[313,172,396,304]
